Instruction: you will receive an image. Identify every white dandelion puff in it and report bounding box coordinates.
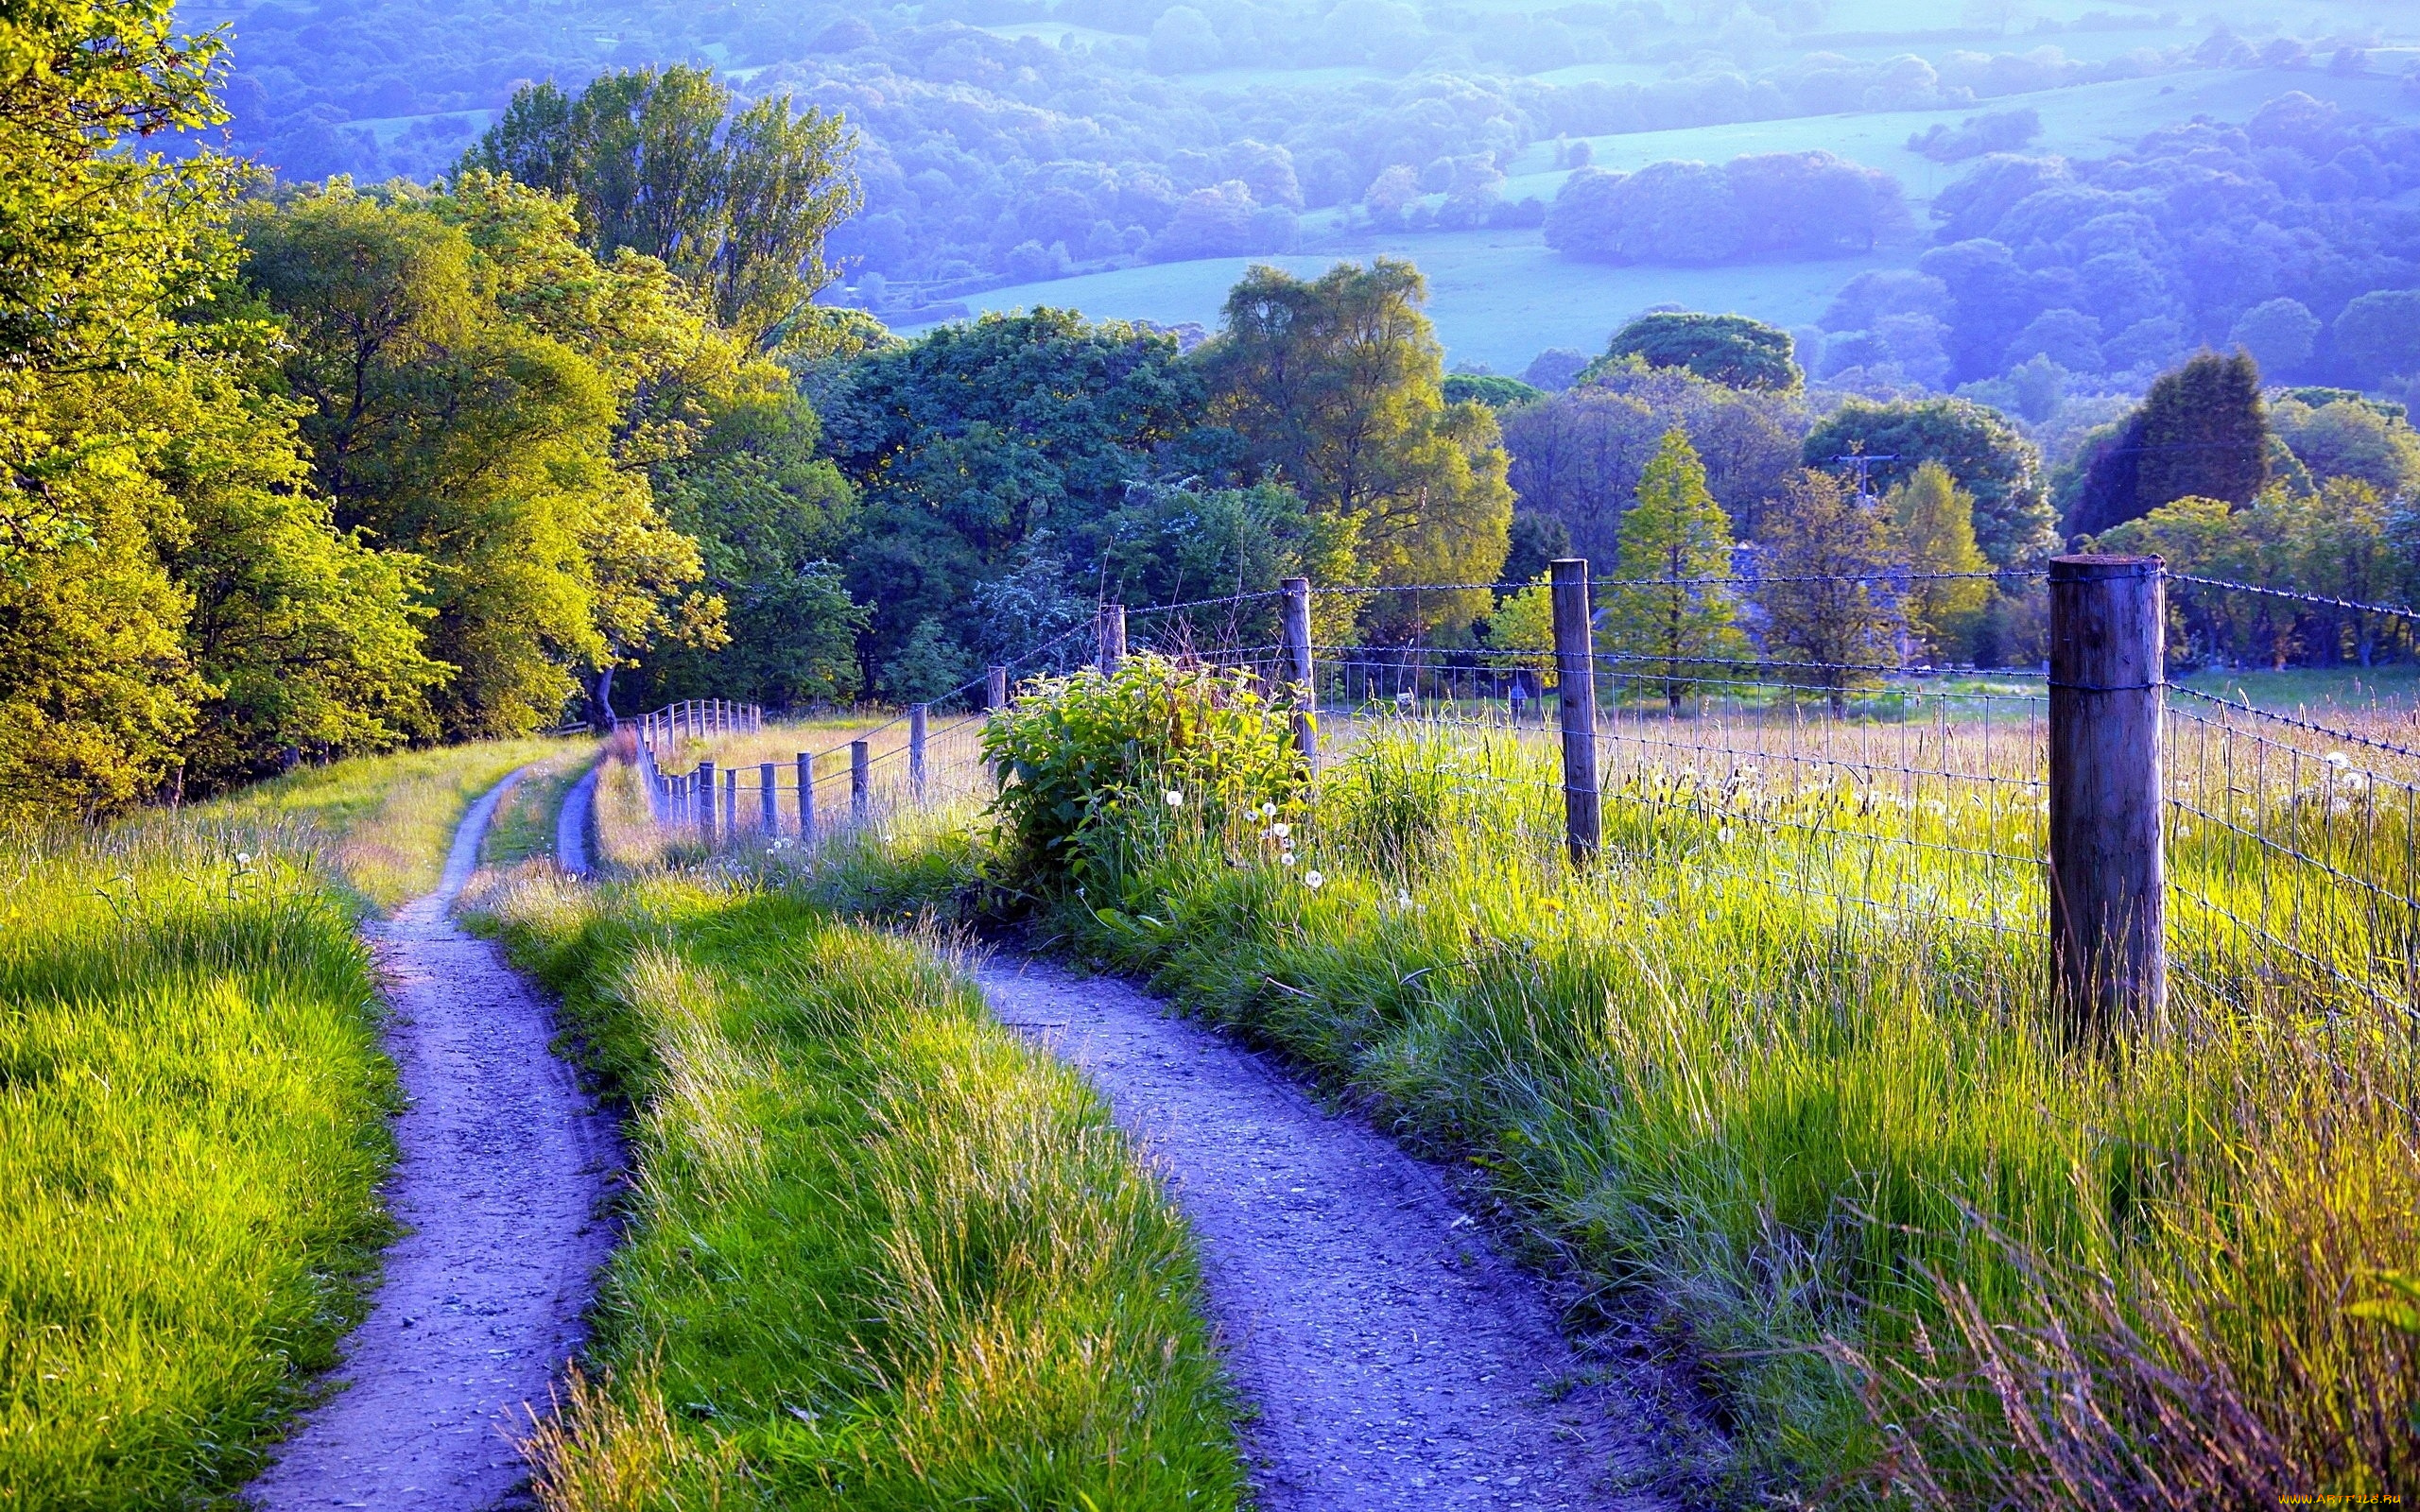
[1271,821,1291,839]
[1304,870,1324,889]
[1281,850,1297,868]
[1165,789,1184,807]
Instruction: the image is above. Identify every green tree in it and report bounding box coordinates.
[1482,573,1556,686]
[463,67,859,350]
[1601,430,1750,710]
[241,181,711,738]
[1885,461,1990,663]
[822,309,1202,676]
[1757,470,1901,714]
[1202,258,1512,640]
[2270,393,2420,501]
[1801,396,2053,565]
[2068,350,2270,537]
[1584,311,1801,392]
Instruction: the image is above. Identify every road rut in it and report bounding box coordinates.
[250,769,621,1512]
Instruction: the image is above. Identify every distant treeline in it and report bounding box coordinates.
[1806,92,2420,402]
[203,0,2330,296]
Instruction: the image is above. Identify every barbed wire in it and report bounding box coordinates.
[2165,573,2420,625]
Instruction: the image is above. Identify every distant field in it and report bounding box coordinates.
[905,232,1902,373]
[903,61,2420,374]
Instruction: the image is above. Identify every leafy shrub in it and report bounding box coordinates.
[982,655,1305,885]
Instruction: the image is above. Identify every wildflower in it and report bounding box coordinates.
[1397,890,1413,908]
[1271,821,1291,839]
[2325,751,2352,772]
[1281,850,1297,868]
[1261,802,1277,819]
[234,851,251,866]
[1717,827,1735,845]
[1165,790,1184,808]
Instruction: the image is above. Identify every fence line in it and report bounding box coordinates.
[613,563,2420,1034]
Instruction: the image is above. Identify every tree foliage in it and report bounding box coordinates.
[1600,430,1750,709]
[1756,470,1901,713]
[2066,350,2270,538]
[1588,312,1802,392]
[464,67,859,350]
[1203,259,1512,639]
[1884,461,1990,662]
[1801,396,2053,566]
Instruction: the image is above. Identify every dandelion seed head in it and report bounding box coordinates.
[1165,790,1184,807]
[1271,822,1290,839]
[2325,751,2352,771]
[1281,850,1297,868]
[1305,870,1324,889]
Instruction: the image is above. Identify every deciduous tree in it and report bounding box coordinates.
[1601,430,1750,710]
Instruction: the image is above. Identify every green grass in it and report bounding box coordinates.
[483,747,600,868]
[809,719,2420,1505]
[465,860,1247,1511]
[0,741,551,1509]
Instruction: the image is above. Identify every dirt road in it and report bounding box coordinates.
[977,958,1670,1511]
[249,770,621,1512]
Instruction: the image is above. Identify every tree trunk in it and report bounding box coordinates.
[592,664,619,732]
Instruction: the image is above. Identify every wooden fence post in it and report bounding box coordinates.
[759,762,776,833]
[1551,558,1600,866]
[697,761,716,844]
[851,739,871,822]
[722,766,736,836]
[987,665,1009,712]
[909,704,927,799]
[1098,603,1125,674]
[798,752,817,843]
[1282,576,1318,774]
[2048,554,2167,1035]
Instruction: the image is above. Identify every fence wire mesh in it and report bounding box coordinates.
[616,567,2420,1030]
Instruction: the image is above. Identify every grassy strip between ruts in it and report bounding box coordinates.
[0,741,556,1508]
[464,860,1246,1510]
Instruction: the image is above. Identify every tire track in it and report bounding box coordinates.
[249,770,621,1512]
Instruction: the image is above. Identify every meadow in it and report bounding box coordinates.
[0,742,560,1507]
[468,757,1246,1509]
[803,658,2420,1504]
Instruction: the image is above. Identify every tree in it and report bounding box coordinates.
[1587,312,1801,392]
[2332,290,2420,386]
[464,67,859,350]
[1801,397,2053,565]
[1885,462,1990,663]
[2270,393,2420,501]
[0,0,440,811]
[1756,470,1901,714]
[1601,431,1751,710]
[1202,259,1512,640]
[2067,350,2270,538]
[241,181,712,738]
[821,309,1202,679]
[2228,298,2319,376]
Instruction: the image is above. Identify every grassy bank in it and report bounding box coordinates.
[0,742,552,1507]
[467,858,1245,1509]
[808,698,2419,1505]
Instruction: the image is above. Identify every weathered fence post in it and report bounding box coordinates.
[2048,554,2167,1035]
[722,766,737,836]
[697,760,717,844]
[759,762,776,833]
[1098,603,1126,674]
[851,739,871,823]
[1550,558,1601,866]
[986,665,1009,712]
[1281,575,1318,773]
[909,704,927,799]
[797,752,817,843]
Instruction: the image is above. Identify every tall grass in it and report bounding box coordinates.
[813,720,2420,1505]
[0,741,551,1507]
[468,862,1245,1510]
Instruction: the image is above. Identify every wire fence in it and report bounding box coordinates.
[619,563,2420,1026]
